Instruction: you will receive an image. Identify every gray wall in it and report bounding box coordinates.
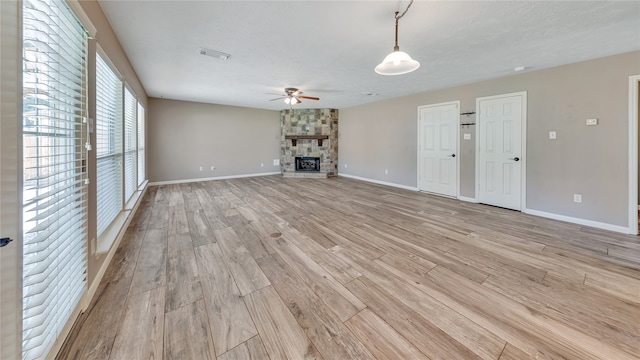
[148,98,280,182]
[340,51,640,228]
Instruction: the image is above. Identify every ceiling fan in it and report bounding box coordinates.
[268,87,319,105]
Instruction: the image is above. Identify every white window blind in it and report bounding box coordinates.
[96,53,123,236]
[137,102,146,187]
[22,0,89,359]
[123,87,137,202]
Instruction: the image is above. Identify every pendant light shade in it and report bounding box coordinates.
[375,1,420,76]
[375,49,420,75]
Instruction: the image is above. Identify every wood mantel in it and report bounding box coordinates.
[285,135,329,146]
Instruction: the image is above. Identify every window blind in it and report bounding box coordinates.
[123,87,137,202]
[22,1,89,359]
[96,53,123,236]
[137,103,145,187]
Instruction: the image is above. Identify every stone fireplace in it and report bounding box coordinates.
[281,108,338,177]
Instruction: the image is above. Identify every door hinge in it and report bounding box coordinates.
[0,237,13,247]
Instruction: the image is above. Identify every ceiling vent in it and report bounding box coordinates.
[198,47,231,61]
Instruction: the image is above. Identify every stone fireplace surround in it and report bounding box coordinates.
[280,108,338,177]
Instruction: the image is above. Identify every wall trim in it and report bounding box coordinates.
[524,208,628,234]
[339,173,626,234]
[148,171,281,186]
[338,173,418,191]
[628,74,640,234]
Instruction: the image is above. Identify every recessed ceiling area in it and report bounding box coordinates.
[97,1,640,111]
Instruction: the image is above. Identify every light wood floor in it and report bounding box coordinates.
[58,176,640,360]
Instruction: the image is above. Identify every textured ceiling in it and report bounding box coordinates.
[98,1,640,111]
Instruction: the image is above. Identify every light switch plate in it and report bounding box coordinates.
[463,133,471,140]
[549,131,557,140]
[586,118,598,126]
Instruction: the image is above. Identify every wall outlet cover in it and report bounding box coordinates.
[463,133,471,140]
[273,159,280,166]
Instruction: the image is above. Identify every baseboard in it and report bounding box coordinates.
[148,172,281,186]
[523,208,630,234]
[338,173,418,191]
[82,184,148,312]
[458,196,478,203]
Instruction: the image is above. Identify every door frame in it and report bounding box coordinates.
[475,91,527,210]
[628,75,639,234]
[417,100,460,198]
[1,1,22,359]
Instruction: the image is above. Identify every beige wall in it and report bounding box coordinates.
[78,0,148,286]
[148,98,280,182]
[340,51,640,228]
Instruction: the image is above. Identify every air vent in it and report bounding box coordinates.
[198,47,231,61]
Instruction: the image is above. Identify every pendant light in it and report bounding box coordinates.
[375,0,420,76]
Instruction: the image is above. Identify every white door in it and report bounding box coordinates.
[477,92,526,210]
[1,1,22,358]
[418,102,459,197]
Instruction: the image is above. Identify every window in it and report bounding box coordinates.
[22,0,89,359]
[137,102,146,186]
[96,53,123,237]
[123,87,137,202]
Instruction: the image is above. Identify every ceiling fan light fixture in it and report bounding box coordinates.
[284,97,300,105]
[375,0,420,76]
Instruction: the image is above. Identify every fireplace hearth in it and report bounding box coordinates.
[295,156,320,172]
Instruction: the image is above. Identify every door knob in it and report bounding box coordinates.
[449,154,456,158]
[509,157,520,161]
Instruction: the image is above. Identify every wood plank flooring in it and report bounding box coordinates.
[57,176,640,360]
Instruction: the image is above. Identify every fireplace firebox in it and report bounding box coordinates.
[295,156,320,172]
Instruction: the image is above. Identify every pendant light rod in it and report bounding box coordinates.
[393,0,414,51]
[394,12,399,51]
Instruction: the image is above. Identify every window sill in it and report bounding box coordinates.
[96,187,145,254]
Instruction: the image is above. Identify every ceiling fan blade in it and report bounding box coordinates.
[298,95,320,101]
[269,96,286,101]
[266,93,285,96]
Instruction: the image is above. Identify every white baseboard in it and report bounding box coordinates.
[338,173,418,191]
[458,196,478,203]
[523,208,630,234]
[148,172,281,186]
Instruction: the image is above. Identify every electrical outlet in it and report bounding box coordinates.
[463,133,471,140]
[549,131,556,140]
[586,118,598,126]
[573,194,582,203]
[199,166,203,171]
[273,159,280,166]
